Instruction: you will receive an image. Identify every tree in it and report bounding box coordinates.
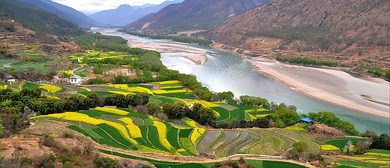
[87,93,99,107]
[272,108,300,127]
[170,103,186,119]
[293,141,308,153]
[146,102,160,115]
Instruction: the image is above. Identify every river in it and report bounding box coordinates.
[96,28,390,135]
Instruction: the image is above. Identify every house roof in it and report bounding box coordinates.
[300,117,312,122]
[70,75,81,79]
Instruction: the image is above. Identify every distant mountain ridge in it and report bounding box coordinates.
[14,0,97,27]
[89,0,184,26]
[129,0,270,30]
[0,0,84,36]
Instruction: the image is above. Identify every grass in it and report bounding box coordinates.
[213,107,230,121]
[167,125,181,150]
[325,137,363,150]
[247,160,306,168]
[337,160,384,168]
[368,149,390,155]
[101,149,307,168]
[23,82,40,89]
[97,124,137,150]
[147,126,168,151]
[159,93,197,99]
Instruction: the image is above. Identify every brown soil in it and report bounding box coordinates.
[307,124,345,138]
[218,104,238,111]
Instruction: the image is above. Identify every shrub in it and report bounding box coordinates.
[293,141,308,153]
[20,157,33,166]
[146,102,160,115]
[42,136,55,147]
[93,157,118,168]
[63,132,74,139]
[374,70,382,77]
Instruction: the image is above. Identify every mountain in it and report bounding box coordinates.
[129,0,269,30]
[89,0,184,26]
[208,0,390,57]
[0,0,84,36]
[14,0,96,27]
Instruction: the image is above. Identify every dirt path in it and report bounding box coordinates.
[3,63,11,68]
[98,145,315,167]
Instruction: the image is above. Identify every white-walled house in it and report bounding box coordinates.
[70,75,81,85]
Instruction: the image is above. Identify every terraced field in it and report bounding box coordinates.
[31,108,205,156]
[196,128,320,157]
[25,80,323,160]
[100,149,308,168]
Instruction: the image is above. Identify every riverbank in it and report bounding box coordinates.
[249,57,390,119]
[127,37,208,65]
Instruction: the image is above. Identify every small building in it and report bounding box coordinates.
[70,75,81,85]
[300,117,312,123]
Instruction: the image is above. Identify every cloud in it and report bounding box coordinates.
[52,0,168,15]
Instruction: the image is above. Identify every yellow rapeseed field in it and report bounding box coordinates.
[80,87,91,92]
[154,121,177,154]
[364,153,390,158]
[321,145,340,151]
[153,89,193,94]
[0,85,8,90]
[108,84,153,95]
[160,86,183,89]
[190,128,205,145]
[109,91,135,95]
[62,70,72,75]
[39,84,62,93]
[183,118,197,128]
[118,118,142,138]
[31,112,138,145]
[150,80,179,85]
[285,125,305,131]
[95,107,129,115]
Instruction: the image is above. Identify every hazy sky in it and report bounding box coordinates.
[52,0,169,15]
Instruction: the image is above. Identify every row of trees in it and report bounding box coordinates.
[0,88,152,137]
[121,30,213,45]
[103,93,149,108]
[303,112,359,135]
[276,56,339,67]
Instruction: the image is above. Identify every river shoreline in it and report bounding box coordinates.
[97,28,389,133]
[210,42,390,119]
[249,58,390,119]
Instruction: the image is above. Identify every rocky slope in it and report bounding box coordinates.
[129,0,269,29]
[208,0,390,68]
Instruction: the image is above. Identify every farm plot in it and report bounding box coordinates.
[207,131,240,154]
[108,84,154,95]
[32,108,201,156]
[324,137,363,150]
[101,149,307,168]
[236,129,305,155]
[270,129,320,151]
[39,84,62,93]
[196,130,223,154]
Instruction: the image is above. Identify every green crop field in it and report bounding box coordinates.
[32,107,202,156]
[325,137,363,150]
[100,149,307,168]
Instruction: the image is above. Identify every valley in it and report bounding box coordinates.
[0,0,389,167]
[99,28,390,135]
